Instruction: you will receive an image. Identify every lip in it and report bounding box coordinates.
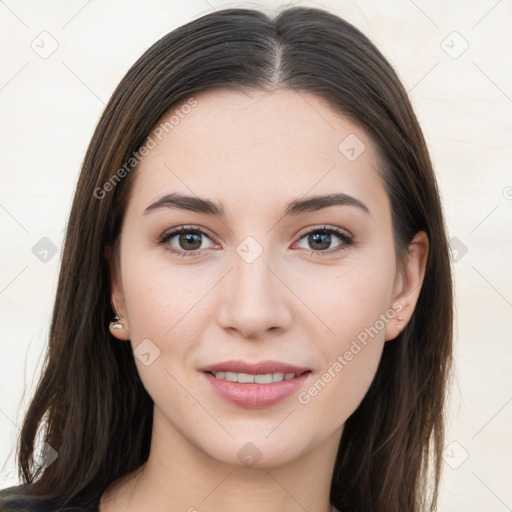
[202,371,312,408]
[199,359,311,376]
[199,359,312,409]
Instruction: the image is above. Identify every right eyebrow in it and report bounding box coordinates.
[143,193,225,217]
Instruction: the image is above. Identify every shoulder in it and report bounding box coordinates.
[0,485,34,511]
[0,484,101,512]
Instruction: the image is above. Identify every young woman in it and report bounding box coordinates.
[0,6,453,512]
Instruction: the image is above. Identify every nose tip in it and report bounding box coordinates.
[216,252,292,339]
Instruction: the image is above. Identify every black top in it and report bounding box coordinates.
[0,484,102,511]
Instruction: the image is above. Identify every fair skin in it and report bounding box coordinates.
[101,88,428,512]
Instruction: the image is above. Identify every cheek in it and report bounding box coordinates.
[296,339,383,439]
[291,248,396,341]
[121,247,214,341]
[119,254,206,409]
[292,253,395,422]
[296,284,391,432]
[120,250,222,398]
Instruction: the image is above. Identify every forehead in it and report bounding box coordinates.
[130,88,388,217]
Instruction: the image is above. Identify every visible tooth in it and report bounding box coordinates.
[211,371,298,383]
[254,373,273,384]
[224,372,238,382]
[237,372,255,383]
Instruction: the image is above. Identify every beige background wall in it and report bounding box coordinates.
[1,1,511,510]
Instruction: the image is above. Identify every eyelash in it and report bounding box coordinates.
[156,224,355,257]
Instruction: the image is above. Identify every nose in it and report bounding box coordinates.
[216,244,293,340]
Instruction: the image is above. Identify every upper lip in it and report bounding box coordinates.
[200,359,311,375]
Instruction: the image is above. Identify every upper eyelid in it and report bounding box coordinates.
[161,225,218,243]
[296,224,352,239]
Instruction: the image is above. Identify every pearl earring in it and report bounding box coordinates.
[111,314,124,330]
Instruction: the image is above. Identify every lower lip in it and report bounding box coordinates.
[202,371,312,408]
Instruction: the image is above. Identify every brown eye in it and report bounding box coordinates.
[295,226,354,254]
[177,231,203,251]
[307,231,332,251]
[158,226,216,255]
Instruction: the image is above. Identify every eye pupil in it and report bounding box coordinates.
[179,232,202,250]
[309,232,331,250]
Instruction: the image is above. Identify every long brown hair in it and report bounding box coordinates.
[1,6,452,511]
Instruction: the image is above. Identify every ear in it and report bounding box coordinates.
[105,245,130,340]
[385,231,429,341]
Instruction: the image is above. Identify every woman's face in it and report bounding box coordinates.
[109,88,427,468]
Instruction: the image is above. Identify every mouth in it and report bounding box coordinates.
[199,360,313,408]
[203,369,311,384]
[199,359,311,378]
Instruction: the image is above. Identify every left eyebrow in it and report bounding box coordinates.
[142,192,370,217]
[283,192,370,216]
